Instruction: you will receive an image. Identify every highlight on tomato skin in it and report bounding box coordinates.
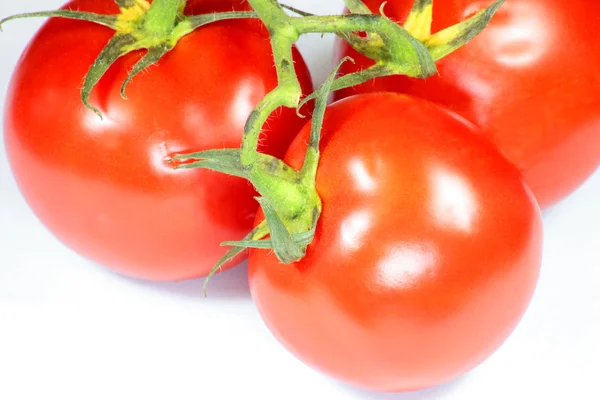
[249,93,543,393]
[333,0,600,209]
[2,0,313,281]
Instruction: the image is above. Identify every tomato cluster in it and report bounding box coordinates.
[2,0,597,395]
[4,0,313,281]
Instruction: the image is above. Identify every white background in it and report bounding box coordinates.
[1,1,598,399]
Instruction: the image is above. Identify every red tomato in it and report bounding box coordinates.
[334,0,600,209]
[249,93,542,392]
[3,0,313,281]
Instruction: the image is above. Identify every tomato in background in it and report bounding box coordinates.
[249,93,542,392]
[334,0,600,209]
[3,0,313,281]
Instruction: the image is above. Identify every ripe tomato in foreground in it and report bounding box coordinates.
[334,0,600,209]
[3,0,312,281]
[249,93,542,392]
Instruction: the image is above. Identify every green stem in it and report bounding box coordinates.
[240,91,307,220]
[269,36,302,105]
[236,1,307,218]
[144,0,184,36]
[246,0,288,24]
[247,0,301,104]
[163,0,505,271]
[294,14,383,34]
[344,0,372,14]
[239,0,434,224]
[241,92,283,169]
[293,14,435,78]
[242,0,433,173]
[279,3,313,17]
[0,10,118,30]
[242,0,304,173]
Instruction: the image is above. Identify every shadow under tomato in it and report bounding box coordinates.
[122,261,252,301]
[335,373,469,400]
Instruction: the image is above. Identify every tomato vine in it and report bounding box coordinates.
[1,0,505,288]
[173,0,505,287]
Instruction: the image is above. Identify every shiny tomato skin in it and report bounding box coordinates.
[249,93,542,392]
[334,0,600,209]
[3,0,313,281]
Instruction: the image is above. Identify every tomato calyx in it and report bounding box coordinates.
[298,0,505,106]
[174,59,347,294]
[0,0,256,118]
[404,0,505,61]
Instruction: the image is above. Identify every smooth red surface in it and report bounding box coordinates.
[249,94,542,392]
[3,0,313,281]
[334,0,600,209]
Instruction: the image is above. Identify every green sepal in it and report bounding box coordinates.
[296,35,435,105]
[120,44,172,99]
[203,246,246,296]
[279,4,313,17]
[297,63,388,109]
[256,197,306,264]
[299,57,352,179]
[202,221,269,296]
[339,13,437,78]
[424,0,504,61]
[222,227,315,249]
[1,4,258,118]
[173,148,242,163]
[185,11,258,31]
[172,149,248,178]
[404,0,433,41]
[0,10,118,31]
[307,57,345,149]
[173,148,296,182]
[226,59,351,261]
[382,17,437,78]
[82,34,138,118]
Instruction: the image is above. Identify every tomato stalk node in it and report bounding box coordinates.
[175,58,348,293]
[142,0,184,37]
[422,0,504,61]
[0,0,257,118]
